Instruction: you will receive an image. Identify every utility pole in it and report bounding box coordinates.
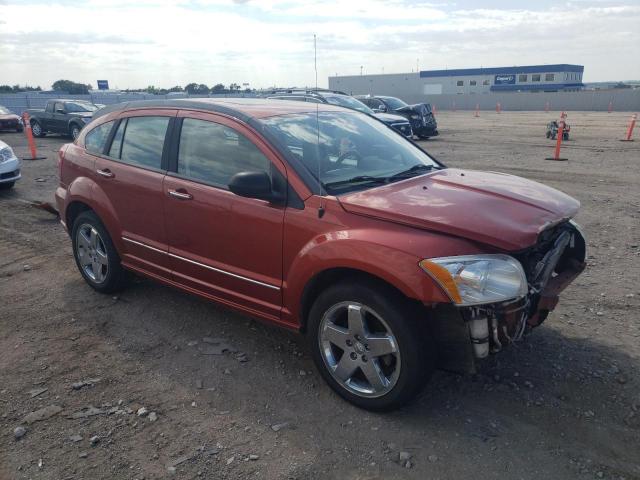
[360,65,363,76]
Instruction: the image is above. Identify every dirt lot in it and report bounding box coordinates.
[1,110,639,480]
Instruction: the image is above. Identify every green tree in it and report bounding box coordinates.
[211,83,225,93]
[52,80,92,94]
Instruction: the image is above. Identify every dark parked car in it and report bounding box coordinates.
[357,95,438,139]
[266,89,413,138]
[55,98,586,411]
[26,99,100,140]
[0,106,23,132]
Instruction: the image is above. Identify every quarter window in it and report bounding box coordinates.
[118,116,169,170]
[177,118,270,187]
[84,121,114,155]
[545,73,555,81]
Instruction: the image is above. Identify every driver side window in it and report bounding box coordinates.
[177,118,271,188]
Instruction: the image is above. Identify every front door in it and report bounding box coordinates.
[163,111,285,320]
[93,110,175,279]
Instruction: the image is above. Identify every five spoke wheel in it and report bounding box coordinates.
[76,223,108,284]
[319,302,400,398]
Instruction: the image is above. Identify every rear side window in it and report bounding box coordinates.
[118,116,169,170]
[108,120,126,158]
[177,118,270,187]
[84,121,114,154]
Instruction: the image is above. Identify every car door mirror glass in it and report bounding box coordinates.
[228,171,283,203]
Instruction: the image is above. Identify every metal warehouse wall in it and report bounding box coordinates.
[418,89,640,112]
[329,74,639,111]
[0,92,258,116]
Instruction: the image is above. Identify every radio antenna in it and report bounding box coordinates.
[314,34,325,218]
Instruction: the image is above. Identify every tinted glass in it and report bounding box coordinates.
[382,97,408,110]
[178,118,270,187]
[65,102,98,113]
[119,116,169,170]
[323,95,374,114]
[262,111,439,195]
[108,120,126,158]
[84,121,114,154]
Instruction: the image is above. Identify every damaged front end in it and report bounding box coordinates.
[428,221,586,373]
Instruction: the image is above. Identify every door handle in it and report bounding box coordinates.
[96,168,114,178]
[168,189,193,200]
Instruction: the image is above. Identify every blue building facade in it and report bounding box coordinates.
[419,64,584,94]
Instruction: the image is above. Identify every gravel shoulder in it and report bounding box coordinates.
[1,111,639,480]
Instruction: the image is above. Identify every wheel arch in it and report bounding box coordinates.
[298,267,425,333]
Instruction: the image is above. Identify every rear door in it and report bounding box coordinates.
[93,109,176,279]
[163,111,285,320]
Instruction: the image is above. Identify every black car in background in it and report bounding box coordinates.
[357,95,438,139]
[265,89,413,138]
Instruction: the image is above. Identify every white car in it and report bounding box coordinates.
[0,140,21,190]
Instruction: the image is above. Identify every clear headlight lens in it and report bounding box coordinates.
[0,146,16,163]
[419,254,528,306]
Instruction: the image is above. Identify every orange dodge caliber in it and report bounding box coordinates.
[55,98,586,410]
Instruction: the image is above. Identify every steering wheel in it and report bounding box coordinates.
[335,149,362,166]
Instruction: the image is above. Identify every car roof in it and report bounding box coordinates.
[93,98,348,122]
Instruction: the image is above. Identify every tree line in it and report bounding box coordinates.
[0,80,253,95]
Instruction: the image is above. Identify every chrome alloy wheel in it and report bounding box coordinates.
[76,223,108,283]
[31,122,42,136]
[319,302,401,398]
[71,125,81,140]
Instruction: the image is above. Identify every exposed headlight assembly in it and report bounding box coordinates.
[0,146,16,163]
[419,254,528,306]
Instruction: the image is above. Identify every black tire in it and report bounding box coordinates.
[546,131,551,139]
[31,120,46,137]
[307,279,435,411]
[418,135,431,140]
[70,123,81,140]
[71,210,128,293]
[0,181,15,190]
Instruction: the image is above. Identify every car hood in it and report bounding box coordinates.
[0,114,20,121]
[73,111,94,118]
[374,112,410,124]
[337,168,580,251]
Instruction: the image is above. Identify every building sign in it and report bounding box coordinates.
[97,80,109,90]
[494,74,515,85]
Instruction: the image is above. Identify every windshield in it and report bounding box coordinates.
[323,95,374,115]
[382,97,408,110]
[261,111,440,195]
[0,106,11,115]
[64,102,98,113]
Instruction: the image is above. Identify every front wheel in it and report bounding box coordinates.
[31,120,45,137]
[307,280,434,411]
[71,211,128,293]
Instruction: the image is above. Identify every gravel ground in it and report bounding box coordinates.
[1,111,639,480]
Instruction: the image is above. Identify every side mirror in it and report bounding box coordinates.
[56,108,66,114]
[228,171,284,203]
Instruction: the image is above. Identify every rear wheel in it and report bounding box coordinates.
[31,120,45,137]
[71,211,128,293]
[307,279,434,411]
[70,124,81,140]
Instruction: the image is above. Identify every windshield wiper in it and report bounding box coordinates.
[324,175,388,188]
[386,164,436,181]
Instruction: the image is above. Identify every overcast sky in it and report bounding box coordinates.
[1,0,639,90]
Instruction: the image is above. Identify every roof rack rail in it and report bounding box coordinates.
[264,87,349,96]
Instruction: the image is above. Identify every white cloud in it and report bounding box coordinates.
[0,0,638,89]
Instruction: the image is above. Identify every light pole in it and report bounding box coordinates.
[360,65,363,76]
